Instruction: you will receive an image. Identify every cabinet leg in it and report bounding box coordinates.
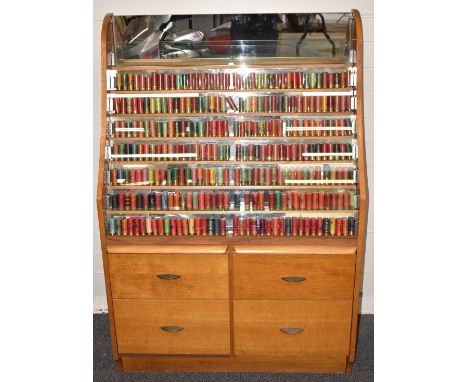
[345,360,353,374]
[115,358,124,372]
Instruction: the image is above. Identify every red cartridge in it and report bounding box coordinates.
[167,96,174,113]
[298,96,304,113]
[198,192,205,210]
[307,217,315,236]
[234,168,240,185]
[292,191,299,210]
[201,218,207,235]
[268,191,274,209]
[120,219,128,236]
[344,192,350,209]
[130,194,137,210]
[336,218,342,236]
[337,193,344,210]
[127,218,134,236]
[178,168,185,185]
[258,192,264,210]
[185,192,192,210]
[128,169,136,184]
[301,217,308,236]
[117,192,124,210]
[263,167,271,185]
[151,218,158,235]
[317,217,323,236]
[328,72,334,89]
[341,71,348,87]
[226,96,238,111]
[223,168,230,185]
[265,218,271,235]
[291,217,297,236]
[155,193,162,209]
[202,168,209,185]
[111,168,118,185]
[304,191,311,210]
[322,72,328,88]
[272,217,279,235]
[324,192,331,209]
[340,96,347,112]
[331,193,338,209]
[279,218,286,236]
[244,192,251,211]
[342,218,348,236]
[314,96,322,113]
[168,193,174,209]
[245,218,251,236]
[182,219,188,235]
[298,217,304,236]
[176,218,183,236]
[279,191,286,210]
[204,192,211,210]
[139,218,146,235]
[215,192,222,210]
[252,192,258,210]
[194,217,201,235]
[170,218,176,236]
[319,193,325,209]
[233,216,239,236]
[157,218,164,236]
[271,95,277,112]
[299,192,306,210]
[174,192,181,209]
[223,192,230,210]
[253,168,259,185]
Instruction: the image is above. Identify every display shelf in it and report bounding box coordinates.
[106,185,357,190]
[109,135,356,142]
[108,112,354,118]
[105,209,357,215]
[108,88,354,94]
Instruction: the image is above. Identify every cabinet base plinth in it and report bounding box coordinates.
[120,355,348,373]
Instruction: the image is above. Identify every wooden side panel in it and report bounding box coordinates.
[96,13,120,360]
[113,299,230,355]
[233,254,356,300]
[234,300,352,356]
[349,8,369,362]
[109,253,229,299]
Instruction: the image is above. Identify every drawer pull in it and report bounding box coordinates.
[157,273,181,280]
[160,325,184,332]
[281,276,306,283]
[280,327,304,334]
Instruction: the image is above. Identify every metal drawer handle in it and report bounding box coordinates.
[157,274,181,280]
[280,327,304,334]
[281,276,306,283]
[160,325,184,332]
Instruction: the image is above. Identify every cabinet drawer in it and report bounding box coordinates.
[114,299,230,355]
[233,254,355,300]
[109,253,228,299]
[234,300,352,356]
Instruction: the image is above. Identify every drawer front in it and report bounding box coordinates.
[114,299,230,355]
[233,254,355,300]
[109,253,228,299]
[234,300,352,356]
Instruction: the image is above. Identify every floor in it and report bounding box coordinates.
[94,314,373,381]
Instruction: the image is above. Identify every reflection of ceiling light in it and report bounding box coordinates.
[129,27,149,44]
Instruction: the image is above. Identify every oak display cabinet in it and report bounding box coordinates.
[97,10,368,373]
